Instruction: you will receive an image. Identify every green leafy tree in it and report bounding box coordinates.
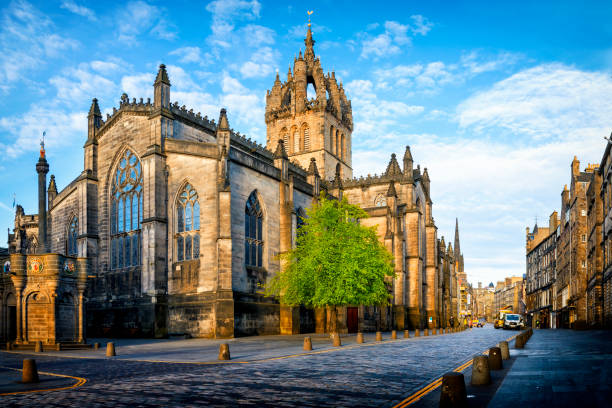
[265,193,395,333]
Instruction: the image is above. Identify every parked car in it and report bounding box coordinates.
[477,318,486,327]
[502,313,523,330]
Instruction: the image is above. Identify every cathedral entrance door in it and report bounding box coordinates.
[347,307,358,333]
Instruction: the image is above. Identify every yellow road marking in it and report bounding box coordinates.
[391,333,518,408]
[0,366,87,396]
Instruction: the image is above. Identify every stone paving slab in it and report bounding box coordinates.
[0,367,77,395]
[0,327,514,407]
[488,329,612,408]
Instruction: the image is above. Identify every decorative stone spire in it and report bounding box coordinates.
[454,218,461,260]
[274,139,289,159]
[87,98,102,143]
[48,175,57,208]
[422,167,430,197]
[386,181,397,197]
[304,26,315,61]
[217,108,229,131]
[307,157,319,176]
[154,64,170,85]
[153,64,170,108]
[385,153,402,177]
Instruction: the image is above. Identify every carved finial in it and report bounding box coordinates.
[307,10,313,27]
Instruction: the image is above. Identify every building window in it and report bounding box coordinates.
[581,209,586,216]
[245,191,263,268]
[293,129,299,153]
[110,149,143,269]
[582,234,586,242]
[303,126,310,151]
[67,216,78,256]
[176,183,200,261]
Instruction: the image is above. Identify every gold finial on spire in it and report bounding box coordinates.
[307,10,313,27]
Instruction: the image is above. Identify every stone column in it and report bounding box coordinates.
[36,153,49,253]
[9,254,26,343]
[77,257,88,343]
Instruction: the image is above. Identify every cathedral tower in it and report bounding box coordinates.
[265,25,353,180]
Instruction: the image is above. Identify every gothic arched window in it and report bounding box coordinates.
[329,125,335,154]
[293,129,299,153]
[245,191,263,268]
[340,133,345,159]
[67,216,78,256]
[303,125,310,151]
[281,128,288,151]
[110,149,143,269]
[176,183,200,262]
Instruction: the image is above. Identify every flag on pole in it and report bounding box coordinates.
[12,193,15,208]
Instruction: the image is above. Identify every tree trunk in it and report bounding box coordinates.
[329,306,338,335]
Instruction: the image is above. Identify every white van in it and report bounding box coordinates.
[503,313,523,330]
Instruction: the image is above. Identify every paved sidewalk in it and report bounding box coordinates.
[488,329,612,407]
[414,329,612,407]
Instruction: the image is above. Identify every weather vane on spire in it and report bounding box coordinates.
[40,130,46,158]
[307,10,313,27]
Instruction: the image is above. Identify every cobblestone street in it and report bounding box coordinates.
[1,327,515,407]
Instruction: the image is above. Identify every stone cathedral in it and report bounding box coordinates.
[0,27,463,342]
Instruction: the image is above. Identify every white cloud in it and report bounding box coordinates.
[373,51,521,93]
[457,63,612,140]
[360,17,432,59]
[239,46,279,79]
[50,62,118,103]
[170,46,210,66]
[206,0,261,48]
[120,73,154,100]
[60,1,96,21]
[409,15,433,36]
[0,0,79,93]
[117,1,177,43]
[0,106,86,158]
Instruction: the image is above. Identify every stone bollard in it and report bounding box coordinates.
[515,335,525,349]
[391,330,397,340]
[22,359,39,384]
[433,328,437,335]
[488,347,503,370]
[303,337,312,351]
[218,343,230,360]
[440,372,467,408]
[424,328,429,336]
[357,332,364,344]
[93,342,100,350]
[404,330,410,338]
[471,355,491,385]
[6,342,11,351]
[332,333,342,347]
[499,341,510,360]
[376,331,382,341]
[34,341,43,353]
[415,329,420,337]
[56,343,62,351]
[106,342,116,357]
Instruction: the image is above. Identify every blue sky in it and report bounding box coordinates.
[1,0,611,285]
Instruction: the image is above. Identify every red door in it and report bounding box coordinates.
[347,307,359,333]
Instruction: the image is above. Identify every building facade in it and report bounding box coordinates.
[1,28,462,341]
[493,277,524,315]
[472,282,495,322]
[586,168,603,328]
[525,212,559,328]
[555,158,595,328]
[600,142,612,328]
